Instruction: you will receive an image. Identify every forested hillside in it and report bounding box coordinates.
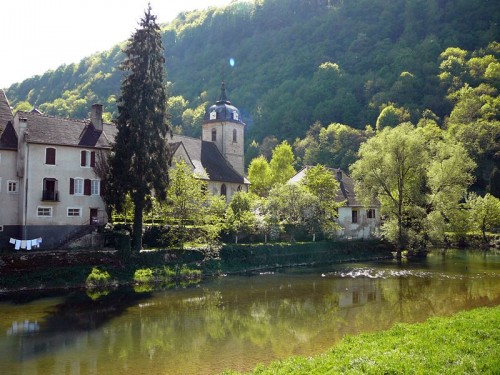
[5,0,500,191]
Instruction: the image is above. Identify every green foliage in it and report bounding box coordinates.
[133,268,155,284]
[269,141,296,186]
[8,0,498,150]
[248,155,272,196]
[293,122,367,171]
[226,192,256,243]
[375,103,410,130]
[109,6,171,252]
[86,267,112,288]
[467,193,500,243]
[302,165,341,237]
[266,183,318,241]
[351,123,476,252]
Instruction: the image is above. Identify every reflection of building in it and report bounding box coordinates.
[289,167,380,239]
[169,83,249,202]
[335,278,381,308]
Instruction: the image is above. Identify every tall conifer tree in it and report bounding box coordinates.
[110,5,171,252]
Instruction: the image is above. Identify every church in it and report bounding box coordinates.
[0,84,248,249]
[169,83,249,200]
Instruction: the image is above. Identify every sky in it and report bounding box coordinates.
[0,0,232,89]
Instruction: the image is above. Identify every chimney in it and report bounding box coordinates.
[91,104,103,131]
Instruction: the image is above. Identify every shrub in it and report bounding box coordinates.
[86,267,111,288]
[133,268,155,284]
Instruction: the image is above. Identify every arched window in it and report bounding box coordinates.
[212,128,217,142]
[233,129,237,143]
[220,184,227,197]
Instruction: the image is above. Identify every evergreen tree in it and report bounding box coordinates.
[110,5,171,252]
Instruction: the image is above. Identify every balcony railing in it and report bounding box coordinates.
[42,190,59,201]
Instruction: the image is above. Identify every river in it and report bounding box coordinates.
[1,248,499,374]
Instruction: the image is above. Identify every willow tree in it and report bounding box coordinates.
[110,5,171,252]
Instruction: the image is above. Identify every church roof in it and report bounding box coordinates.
[203,82,245,125]
[170,134,247,184]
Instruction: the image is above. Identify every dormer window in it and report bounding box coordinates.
[210,110,217,120]
[212,128,217,142]
[233,111,239,121]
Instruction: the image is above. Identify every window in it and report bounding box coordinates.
[7,180,18,194]
[67,208,81,217]
[37,207,52,217]
[80,150,95,167]
[233,129,237,143]
[70,178,84,195]
[211,128,217,142]
[42,178,58,201]
[367,209,376,219]
[45,148,56,165]
[352,209,358,224]
[220,184,227,197]
[91,180,100,195]
[70,178,92,196]
[0,177,2,193]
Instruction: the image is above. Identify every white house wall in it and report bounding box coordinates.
[23,143,107,226]
[0,150,19,225]
[337,206,380,239]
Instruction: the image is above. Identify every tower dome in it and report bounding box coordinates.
[204,82,244,124]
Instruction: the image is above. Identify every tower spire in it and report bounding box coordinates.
[217,82,230,104]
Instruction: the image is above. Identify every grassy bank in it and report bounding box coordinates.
[223,306,500,374]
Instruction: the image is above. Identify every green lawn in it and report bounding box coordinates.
[224,306,500,374]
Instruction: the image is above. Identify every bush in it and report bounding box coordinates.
[133,268,155,284]
[86,267,112,288]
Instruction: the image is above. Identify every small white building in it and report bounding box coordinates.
[289,166,380,239]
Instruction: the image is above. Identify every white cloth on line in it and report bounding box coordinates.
[15,240,21,250]
[9,238,16,244]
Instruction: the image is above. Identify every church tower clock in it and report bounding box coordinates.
[202,82,245,175]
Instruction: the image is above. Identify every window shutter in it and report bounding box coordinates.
[84,179,91,196]
[81,151,86,166]
[100,180,105,197]
[90,151,96,167]
[69,178,74,194]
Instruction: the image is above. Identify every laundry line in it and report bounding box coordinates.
[9,237,42,250]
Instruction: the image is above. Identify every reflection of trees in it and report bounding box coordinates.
[2,256,500,375]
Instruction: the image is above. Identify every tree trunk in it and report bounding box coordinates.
[132,197,144,253]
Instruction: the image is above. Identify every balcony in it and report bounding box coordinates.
[42,190,59,202]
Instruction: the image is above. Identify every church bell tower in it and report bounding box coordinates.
[202,83,245,176]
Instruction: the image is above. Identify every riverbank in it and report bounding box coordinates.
[223,305,500,374]
[0,240,392,293]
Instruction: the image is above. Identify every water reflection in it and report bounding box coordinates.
[0,249,499,375]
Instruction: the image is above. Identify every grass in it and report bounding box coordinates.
[223,306,500,374]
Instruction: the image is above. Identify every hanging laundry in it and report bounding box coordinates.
[14,240,21,250]
[9,238,15,244]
